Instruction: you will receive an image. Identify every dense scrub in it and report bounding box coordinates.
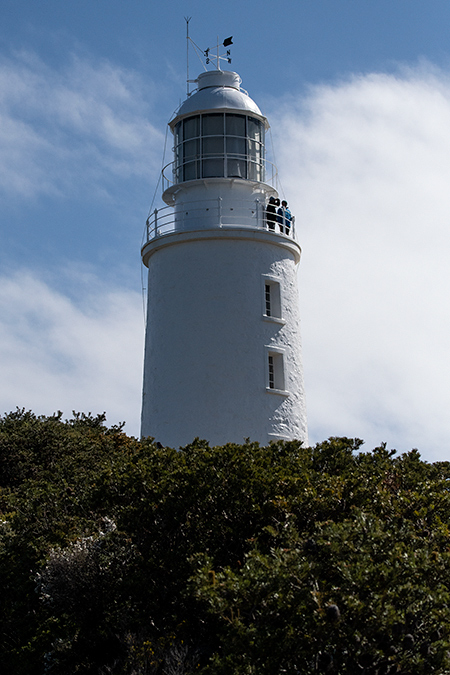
[0,409,449,673]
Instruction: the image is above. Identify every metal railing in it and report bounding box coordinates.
[161,156,280,192]
[144,196,296,244]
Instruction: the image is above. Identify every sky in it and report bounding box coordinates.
[2,0,450,461]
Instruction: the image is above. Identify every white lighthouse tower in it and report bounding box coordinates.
[141,61,307,447]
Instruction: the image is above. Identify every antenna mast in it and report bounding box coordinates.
[185,16,191,98]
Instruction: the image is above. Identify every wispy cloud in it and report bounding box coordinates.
[0,50,164,202]
[272,64,450,459]
[0,270,143,435]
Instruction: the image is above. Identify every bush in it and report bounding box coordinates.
[0,411,449,673]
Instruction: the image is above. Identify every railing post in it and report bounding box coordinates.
[218,197,222,227]
[154,208,158,237]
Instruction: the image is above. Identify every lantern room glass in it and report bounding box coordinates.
[173,113,265,183]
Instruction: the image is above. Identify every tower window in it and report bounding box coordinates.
[268,355,275,388]
[265,284,272,316]
[262,276,282,320]
[267,350,285,391]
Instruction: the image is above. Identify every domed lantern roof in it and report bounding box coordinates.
[163,69,271,195]
[170,70,268,128]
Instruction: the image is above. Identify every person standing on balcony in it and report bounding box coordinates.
[278,200,292,235]
[266,196,277,231]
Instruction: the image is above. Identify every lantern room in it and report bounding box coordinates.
[170,70,267,185]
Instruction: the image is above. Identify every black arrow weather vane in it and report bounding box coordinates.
[205,36,233,67]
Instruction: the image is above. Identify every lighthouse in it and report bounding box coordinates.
[141,64,307,447]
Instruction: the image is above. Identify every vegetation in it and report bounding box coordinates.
[0,409,449,674]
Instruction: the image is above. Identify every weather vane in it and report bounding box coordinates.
[184,17,233,97]
[204,36,233,69]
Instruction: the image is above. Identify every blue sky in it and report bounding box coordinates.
[2,0,450,460]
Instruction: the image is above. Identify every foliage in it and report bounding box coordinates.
[0,410,449,673]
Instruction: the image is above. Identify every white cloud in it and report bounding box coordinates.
[0,50,164,202]
[0,270,143,436]
[271,65,450,460]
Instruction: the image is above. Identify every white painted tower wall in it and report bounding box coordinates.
[141,69,307,447]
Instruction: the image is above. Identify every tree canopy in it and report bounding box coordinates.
[0,409,449,674]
